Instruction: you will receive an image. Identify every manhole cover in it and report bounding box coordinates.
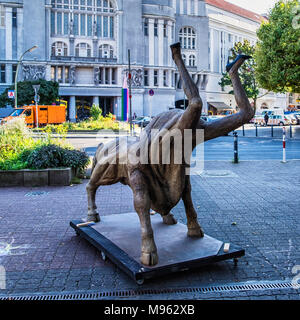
[25,191,49,197]
[197,170,238,178]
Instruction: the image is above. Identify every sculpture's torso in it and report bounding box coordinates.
[95,109,189,215]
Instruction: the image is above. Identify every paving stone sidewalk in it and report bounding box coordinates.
[0,160,299,300]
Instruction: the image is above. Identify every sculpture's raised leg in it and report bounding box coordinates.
[202,55,255,141]
[183,177,204,238]
[130,170,158,266]
[86,181,100,222]
[170,43,203,130]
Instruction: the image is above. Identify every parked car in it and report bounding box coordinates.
[286,114,299,125]
[253,115,265,126]
[268,115,290,126]
[132,116,152,128]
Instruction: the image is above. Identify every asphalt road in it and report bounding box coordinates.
[69,135,300,161]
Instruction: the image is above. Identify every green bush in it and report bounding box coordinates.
[25,144,90,175]
[90,104,102,121]
[0,117,89,175]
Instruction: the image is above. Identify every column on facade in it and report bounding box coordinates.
[93,96,99,107]
[116,96,122,119]
[69,96,76,122]
[69,37,75,57]
[6,65,12,84]
[5,7,12,61]
[103,68,106,85]
[17,8,23,59]
[179,0,184,15]
[93,39,98,58]
[158,69,164,88]
[148,18,155,66]
[158,19,164,67]
[117,12,123,62]
[210,28,214,72]
[109,68,112,85]
[195,0,199,16]
[187,0,191,15]
[168,70,173,88]
[167,20,173,67]
[173,0,177,13]
[149,68,154,88]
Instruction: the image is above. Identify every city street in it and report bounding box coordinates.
[0,160,299,300]
[67,131,300,161]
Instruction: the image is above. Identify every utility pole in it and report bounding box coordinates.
[15,46,38,108]
[33,85,40,129]
[128,49,133,136]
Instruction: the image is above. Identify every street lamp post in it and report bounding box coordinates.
[14,45,38,109]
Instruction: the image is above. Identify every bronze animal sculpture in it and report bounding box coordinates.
[86,43,254,266]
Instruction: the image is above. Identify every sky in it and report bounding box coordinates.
[225,0,280,14]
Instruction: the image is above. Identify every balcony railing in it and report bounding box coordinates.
[51,56,118,63]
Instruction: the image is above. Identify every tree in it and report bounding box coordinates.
[0,79,59,108]
[219,40,264,112]
[255,0,300,93]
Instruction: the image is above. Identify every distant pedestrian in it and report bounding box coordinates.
[133,112,137,120]
[264,113,269,126]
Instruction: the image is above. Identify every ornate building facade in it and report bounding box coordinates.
[0,0,287,121]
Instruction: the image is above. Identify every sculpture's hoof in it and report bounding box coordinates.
[163,213,178,225]
[188,226,204,238]
[140,251,158,266]
[170,42,181,58]
[87,213,101,223]
[226,54,252,72]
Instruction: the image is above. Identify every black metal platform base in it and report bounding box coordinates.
[70,213,245,285]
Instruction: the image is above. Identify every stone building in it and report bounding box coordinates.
[0,0,287,121]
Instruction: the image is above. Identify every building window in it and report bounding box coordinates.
[52,42,68,56]
[112,68,116,84]
[51,0,116,38]
[182,54,186,64]
[163,22,167,37]
[12,65,17,83]
[163,70,168,87]
[12,8,17,28]
[65,66,70,83]
[154,70,158,86]
[0,5,5,27]
[75,43,91,57]
[154,19,158,37]
[144,69,149,86]
[51,65,70,83]
[51,66,56,81]
[179,27,196,49]
[57,66,63,83]
[144,18,148,36]
[189,54,196,67]
[99,44,114,58]
[0,65,6,83]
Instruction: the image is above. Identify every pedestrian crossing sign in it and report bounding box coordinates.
[8,90,15,99]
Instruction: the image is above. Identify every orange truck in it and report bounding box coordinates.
[1,105,66,128]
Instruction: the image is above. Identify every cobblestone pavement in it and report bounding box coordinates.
[0,160,299,300]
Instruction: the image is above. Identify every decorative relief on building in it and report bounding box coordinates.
[69,66,76,85]
[94,67,100,85]
[123,69,143,87]
[22,65,46,81]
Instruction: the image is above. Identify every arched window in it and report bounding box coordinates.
[75,43,91,57]
[51,0,116,38]
[51,42,68,56]
[189,54,196,67]
[99,44,114,58]
[179,27,196,49]
[182,54,186,64]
